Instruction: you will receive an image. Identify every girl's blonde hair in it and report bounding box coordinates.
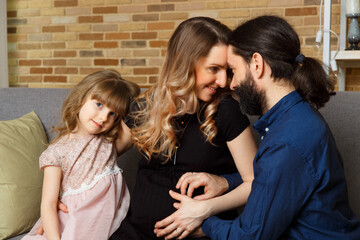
[52,69,140,143]
[131,17,231,162]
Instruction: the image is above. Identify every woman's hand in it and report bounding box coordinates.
[154,190,210,240]
[37,201,68,235]
[176,172,229,200]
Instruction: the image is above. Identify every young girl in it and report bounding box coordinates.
[22,69,139,240]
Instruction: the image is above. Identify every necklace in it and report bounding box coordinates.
[173,114,193,165]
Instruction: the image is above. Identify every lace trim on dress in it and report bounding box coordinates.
[61,165,123,197]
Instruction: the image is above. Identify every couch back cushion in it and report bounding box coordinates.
[1,88,359,218]
[0,111,48,239]
[0,88,70,141]
[319,91,360,217]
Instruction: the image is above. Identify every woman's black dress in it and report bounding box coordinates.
[110,95,250,239]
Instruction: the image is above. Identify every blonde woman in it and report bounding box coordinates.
[111,17,257,240]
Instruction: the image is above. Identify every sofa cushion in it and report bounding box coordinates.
[0,111,47,239]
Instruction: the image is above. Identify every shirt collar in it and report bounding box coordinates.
[253,90,303,135]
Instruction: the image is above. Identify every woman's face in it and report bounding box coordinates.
[194,44,228,102]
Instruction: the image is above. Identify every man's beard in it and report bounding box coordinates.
[233,71,267,116]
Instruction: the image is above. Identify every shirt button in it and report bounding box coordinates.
[265,127,269,132]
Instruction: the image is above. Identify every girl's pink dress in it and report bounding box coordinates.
[22,134,130,240]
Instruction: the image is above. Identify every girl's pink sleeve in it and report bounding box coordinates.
[39,145,61,170]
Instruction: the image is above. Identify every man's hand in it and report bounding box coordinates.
[36,201,68,235]
[154,190,209,239]
[176,172,229,200]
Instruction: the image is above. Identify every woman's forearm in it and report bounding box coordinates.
[203,180,252,217]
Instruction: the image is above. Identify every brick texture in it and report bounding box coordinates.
[19,60,41,66]
[105,33,130,40]
[121,59,146,66]
[79,16,103,23]
[79,33,103,40]
[43,26,65,32]
[93,7,118,14]
[133,14,159,21]
[44,76,67,83]
[94,41,118,48]
[7,11,17,18]
[42,42,66,49]
[43,59,66,66]
[285,7,317,16]
[55,67,79,74]
[94,59,119,65]
[6,0,357,90]
[147,4,175,12]
[30,67,53,74]
[18,43,41,50]
[134,67,159,75]
[132,32,157,39]
[54,0,78,7]
[147,22,174,30]
[54,51,77,57]
[80,67,105,74]
[20,76,42,82]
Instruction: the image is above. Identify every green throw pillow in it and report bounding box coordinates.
[0,111,48,239]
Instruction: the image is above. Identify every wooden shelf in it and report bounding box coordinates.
[334,50,360,68]
[335,50,360,61]
[330,0,360,90]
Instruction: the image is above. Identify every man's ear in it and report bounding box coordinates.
[250,52,265,80]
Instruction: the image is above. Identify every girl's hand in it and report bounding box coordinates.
[57,201,68,213]
[154,190,210,240]
[37,201,68,235]
[176,172,229,200]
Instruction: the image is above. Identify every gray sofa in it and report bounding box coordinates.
[1,87,359,239]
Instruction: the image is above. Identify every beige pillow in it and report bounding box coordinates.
[0,111,48,239]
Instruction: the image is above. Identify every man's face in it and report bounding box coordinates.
[227,46,248,91]
[227,46,266,116]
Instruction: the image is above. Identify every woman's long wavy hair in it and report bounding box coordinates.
[52,69,139,144]
[131,17,231,162]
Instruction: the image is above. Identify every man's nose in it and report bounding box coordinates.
[230,77,238,90]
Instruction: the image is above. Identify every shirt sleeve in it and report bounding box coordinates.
[203,144,316,240]
[221,173,243,192]
[215,95,250,142]
[39,145,60,170]
[202,216,233,240]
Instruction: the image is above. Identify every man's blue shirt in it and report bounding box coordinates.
[203,91,360,239]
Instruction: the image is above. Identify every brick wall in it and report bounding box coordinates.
[6,0,360,91]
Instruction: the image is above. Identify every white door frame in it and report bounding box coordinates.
[0,0,9,88]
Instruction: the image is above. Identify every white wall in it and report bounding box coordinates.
[0,0,9,88]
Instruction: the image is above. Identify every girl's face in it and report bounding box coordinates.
[76,97,118,136]
[194,44,228,102]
